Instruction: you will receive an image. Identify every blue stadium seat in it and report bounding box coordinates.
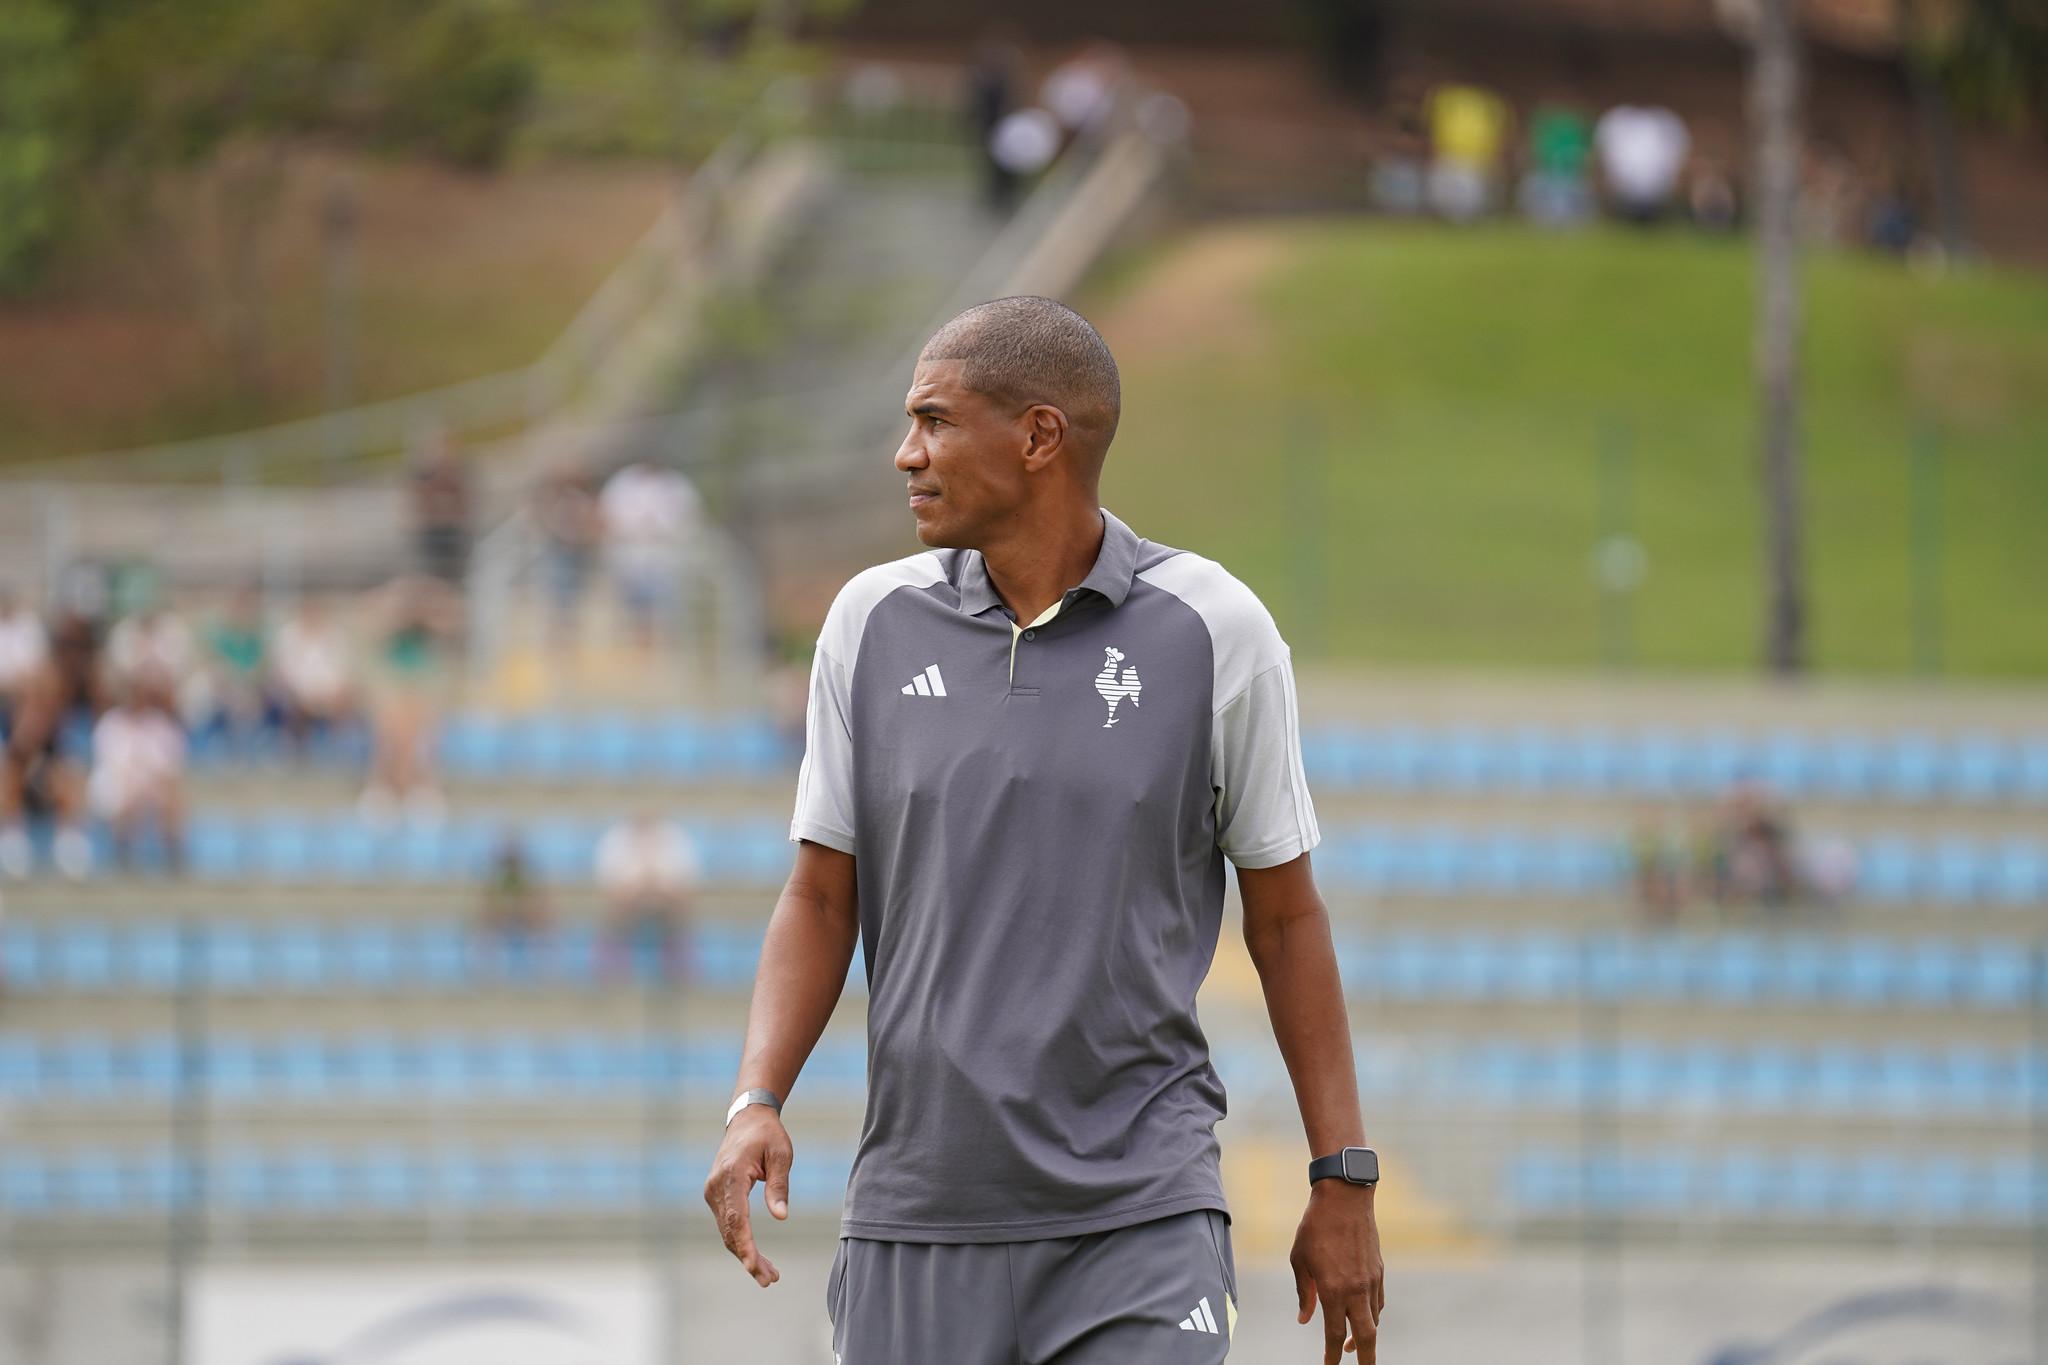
[584,714,643,780]
[414,922,472,987]
[206,1038,261,1102]
[1918,1153,1971,1222]
[1991,840,2047,906]
[1856,836,1917,904]
[390,824,450,883]
[1502,727,1560,793]
[275,1035,333,1103]
[1961,939,2031,1010]
[1816,732,1879,801]
[1782,1151,1838,1216]
[254,814,317,883]
[187,812,243,879]
[439,713,508,777]
[65,1150,127,1213]
[1848,1152,1906,1221]
[1873,1046,1926,1115]
[348,1035,406,1098]
[336,923,401,990]
[1697,730,1748,792]
[1503,932,1575,1001]
[52,923,115,990]
[1701,936,1765,1002]
[725,715,793,776]
[0,1154,53,1213]
[1774,937,1829,1003]
[281,1147,345,1210]
[1741,1046,1799,1114]
[2018,738,2048,805]
[1901,938,1960,1006]
[1810,1047,1866,1113]
[571,1143,634,1208]
[130,1035,178,1100]
[1563,729,1625,794]
[127,921,183,989]
[274,923,330,991]
[1714,1149,1771,1214]
[1949,734,2010,802]
[357,1146,419,1210]
[652,715,710,780]
[517,714,578,780]
[324,817,380,882]
[1761,730,1816,797]
[505,1145,560,1208]
[0,1036,40,1101]
[1884,733,1941,803]
[526,817,593,884]
[1930,837,1987,906]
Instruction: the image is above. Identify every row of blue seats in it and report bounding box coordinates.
[180,814,793,886]
[4,1028,2035,1122]
[0,1033,866,1104]
[1352,1037,2041,1116]
[1508,1148,2036,1224]
[187,713,796,780]
[0,921,824,992]
[0,1143,856,1217]
[1302,724,2048,804]
[1317,827,2048,906]
[1332,930,2043,1008]
[6,920,2042,1009]
[130,814,2048,906]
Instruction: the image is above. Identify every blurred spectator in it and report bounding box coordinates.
[411,431,473,585]
[200,586,275,751]
[0,589,46,744]
[478,831,550,973]
[1594,105,1691,222]
[90,678,187,872]
[1801,835,1859,907]
[989,108,1063,182]
[595,812,698,982]
[1627,804,1686,923]
[1688,158,1739,232]
[273,598,358,755]
[1518,105,1594,228]
[357,575,463,826]
[0,616,103,880]
[1799,150,1859,245]
[968,29,1028,209]
[1041,41,1127,140]
[106,601,200,721]
[1369,102,1429,216]
[600,462,700,657]
[1712,779,1798,911]
[532,454,603,652]
[1426,83,1509,222]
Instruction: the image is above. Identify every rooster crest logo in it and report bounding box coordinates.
[1093,646,1142,728]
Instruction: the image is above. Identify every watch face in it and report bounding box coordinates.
[1343,1148,1380,1184]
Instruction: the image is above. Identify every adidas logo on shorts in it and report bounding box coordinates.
[1178,1296,1220,1334]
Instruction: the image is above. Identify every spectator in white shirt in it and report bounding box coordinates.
[1595,104,1692,222]
[90,679,187,871]
[272,598,358,755]
[0,589,47,744]
[594,812,698,981]
[600,463,701,656]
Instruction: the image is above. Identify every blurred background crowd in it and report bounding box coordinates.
[0,0,2043,1361]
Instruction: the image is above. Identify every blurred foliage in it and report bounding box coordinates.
[1933,0,2048,128]
[0,0,860,293]
[0,0,72,291]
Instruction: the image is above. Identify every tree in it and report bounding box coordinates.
[0,0,74,293]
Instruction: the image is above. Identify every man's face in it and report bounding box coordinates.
[894,359,1030,549]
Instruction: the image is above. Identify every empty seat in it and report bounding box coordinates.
[1948,734,2010,802]
[439,714,508,777]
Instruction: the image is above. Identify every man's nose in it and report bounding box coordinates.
[894,433,926,472]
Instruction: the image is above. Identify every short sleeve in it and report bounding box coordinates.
[1213,658,1319,869]
[790,643,857,853]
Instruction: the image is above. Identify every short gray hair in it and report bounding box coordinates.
[920,296,1121,444]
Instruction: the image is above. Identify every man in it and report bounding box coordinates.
[705,297,1384,1364]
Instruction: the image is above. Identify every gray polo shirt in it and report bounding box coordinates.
[791,511,1319,1243]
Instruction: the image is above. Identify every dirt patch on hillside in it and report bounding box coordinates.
[1090,223,1295,371]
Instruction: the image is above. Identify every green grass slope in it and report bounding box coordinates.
[1089,222,2048,678]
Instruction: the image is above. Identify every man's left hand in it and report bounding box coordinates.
[1290,1179,1384,1364]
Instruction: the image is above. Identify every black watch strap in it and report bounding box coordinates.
[1309,1147,1380,1186]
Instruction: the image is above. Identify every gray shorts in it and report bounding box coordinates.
[827,1209,1236,1364]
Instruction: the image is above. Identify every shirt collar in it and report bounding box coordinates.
[955,509,1141,619]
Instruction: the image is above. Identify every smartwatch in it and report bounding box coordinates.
[1308,1147,1380,1187]
[724,1088,782,1128]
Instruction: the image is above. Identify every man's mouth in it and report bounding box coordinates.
[907,485,939,509]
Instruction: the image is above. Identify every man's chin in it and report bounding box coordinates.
[911,514,967,549]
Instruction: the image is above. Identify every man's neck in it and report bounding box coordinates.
[978,502,1105,624]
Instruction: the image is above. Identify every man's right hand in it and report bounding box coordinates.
[704,1105,794,1286]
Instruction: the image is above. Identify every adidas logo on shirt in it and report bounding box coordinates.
[1178,1296,1220,1334]
[901,664,948,697]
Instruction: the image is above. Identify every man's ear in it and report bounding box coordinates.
[1019,404,1069,473]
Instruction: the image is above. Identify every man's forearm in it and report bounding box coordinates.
[733,843,860,1100]
[1239,859,1365,1153]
